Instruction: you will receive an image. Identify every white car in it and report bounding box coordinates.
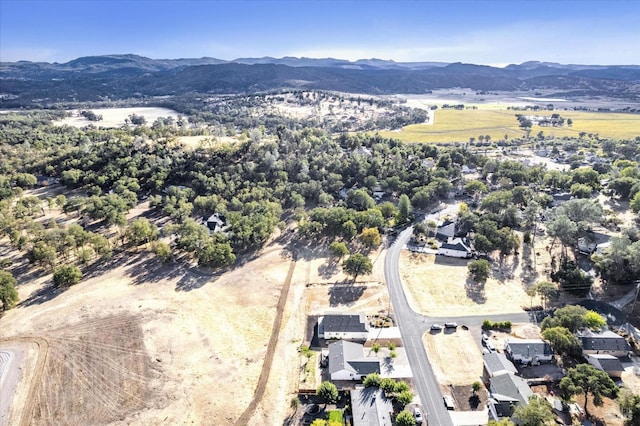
[430,324,443,331]
[413,407,424,423]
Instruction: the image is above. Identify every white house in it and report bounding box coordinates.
[328,340,381,381]
[318,313,369,340]
[438,237,472,258]
[504,338,554,365]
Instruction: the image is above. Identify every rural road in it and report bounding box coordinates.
[384,204,530,426]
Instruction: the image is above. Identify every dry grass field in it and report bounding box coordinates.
[53,107,180,128]
[379,108,640,143]
[423,328,483,386]
[399,251,534,317]
[0,242,292,425]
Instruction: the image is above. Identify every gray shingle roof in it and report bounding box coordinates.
[484,352,517,376]
[490,373,532,405]
[328,340,380,375]
[507,339,553,357]
[351,387,393,426]
[580,330,631,352]
[589,354,624,372]
[322,313,368,333]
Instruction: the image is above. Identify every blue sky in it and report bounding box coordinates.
[1,0,639,65]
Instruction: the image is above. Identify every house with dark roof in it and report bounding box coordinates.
[319,313,369,340]
[489,372,533,418]
[435,220,457,241]
[328,340,381,381]
[351,386,394,426]
[552,192,572,206]
[580,330,631,358]
[586,354,624,378]
[205,213,228,234]
[438,237,472,258]
[504,338,553,365]
[483,352,518,384]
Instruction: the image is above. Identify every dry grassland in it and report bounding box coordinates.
[423,329,483,386]
[400,252,532,316]
[54,107,179,128]
[379,108,640,143]
[0,243,291,425]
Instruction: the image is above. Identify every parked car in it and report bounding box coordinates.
[482,333,489,343]
[413,407,423,424]
[443,395,455,410]
[444,322,458,329]
[430,324,443,331]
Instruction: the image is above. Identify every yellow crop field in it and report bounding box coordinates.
[378,108,640,143]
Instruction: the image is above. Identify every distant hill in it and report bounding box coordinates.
[1,54,639,106]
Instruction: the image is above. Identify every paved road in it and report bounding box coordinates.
[385,225,454,426]
[384,204,531,425]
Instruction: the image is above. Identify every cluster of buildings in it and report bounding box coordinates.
[484,330,631,422]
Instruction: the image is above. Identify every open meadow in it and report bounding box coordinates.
[379,108,640,143]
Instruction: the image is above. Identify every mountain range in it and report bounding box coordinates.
[1,54,639,106]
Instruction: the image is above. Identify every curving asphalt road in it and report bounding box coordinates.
[384,208,531,426]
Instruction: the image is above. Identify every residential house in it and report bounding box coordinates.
[552,192,572,207]
[353,146,372,157]
[578,237,597,255]
[596,241,611,255]
[462,165,477,174]
[318,313,369,340]
[483,352,518,384]
[205,213,228,234]
[504,338,554,365]
[435,220,457,241]
[489,372,533,418]
[328,340,381,381]
[372,184,385,201]
[579,330,631,358]
[421,158,435,169]
[351,386,393,426]
[438,237,472,258]
[586,354,624,378]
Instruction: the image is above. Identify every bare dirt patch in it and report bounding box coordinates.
[400,252,531,316]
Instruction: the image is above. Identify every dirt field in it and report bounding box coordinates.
[423,328,484,386]
[0,242,291,425]
[53,107,179,128]
[400,251,534,316]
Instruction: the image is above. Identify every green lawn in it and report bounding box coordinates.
[328,410,343,423]
[377,108,640,143]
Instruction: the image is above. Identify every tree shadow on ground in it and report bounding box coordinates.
[19,283,63,307]
[469,394,481,410]
[465,276,486,304]
[122,254,215,291]
[328,283,366,307]
[318,260,339,279]
[520,244,539,286]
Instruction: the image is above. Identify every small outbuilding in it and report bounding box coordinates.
[586,354,624,378]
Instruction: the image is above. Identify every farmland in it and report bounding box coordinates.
[379,108,640,143]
